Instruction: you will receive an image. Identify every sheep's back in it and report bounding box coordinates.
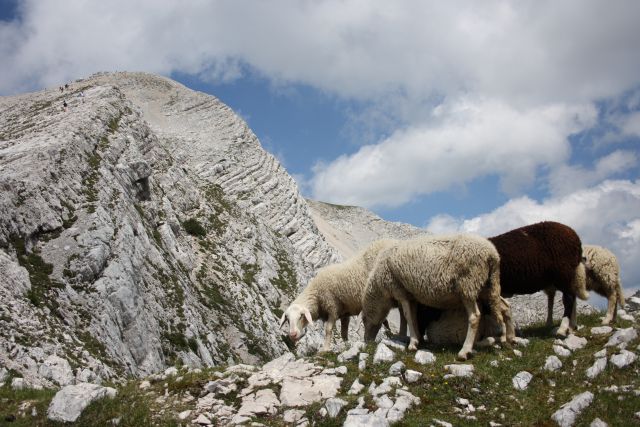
[382,234,497,308]
[309,239,397,316]
[489,221,581,296]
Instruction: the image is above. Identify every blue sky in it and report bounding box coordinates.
[1,1,640,302]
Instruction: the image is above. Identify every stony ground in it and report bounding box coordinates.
[1,310,638,427]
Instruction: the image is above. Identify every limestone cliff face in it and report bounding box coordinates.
[0,72,339,385]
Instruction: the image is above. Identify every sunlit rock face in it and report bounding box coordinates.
[0,72,341,383]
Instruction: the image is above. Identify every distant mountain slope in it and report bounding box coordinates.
[306,199,430,259]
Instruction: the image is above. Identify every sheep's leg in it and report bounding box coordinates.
[602,293,616,325]
[570,296,578,332]
[397,305,407,336]
[321,317,336,353]
[545,288,555,327]
[557,292,575,337]
[398,299,420,351]
[340,316,350,341]
[497,297,515,343]
[459,299,481,361]
[502,298,516,342]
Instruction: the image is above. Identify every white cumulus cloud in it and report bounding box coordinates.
[311,98,596,207]
[1,0,640,107]
[548,150,638,197]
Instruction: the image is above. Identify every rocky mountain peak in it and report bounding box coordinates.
[0,72,432,387]
[0,72,340,385]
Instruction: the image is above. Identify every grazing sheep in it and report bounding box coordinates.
[547,244,625,325]
[488,221,588,336]
[280,239,397,352]
[361,234,509,360]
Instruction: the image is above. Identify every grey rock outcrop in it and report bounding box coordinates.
[47,383,117,422]
[0,72,341,381]
[551,391,594,427]
[38,355,75,387]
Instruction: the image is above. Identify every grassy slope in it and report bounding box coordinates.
[0,312,638,426]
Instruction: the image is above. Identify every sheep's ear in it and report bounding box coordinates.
[303,307,313,325]
[279,313,287,328]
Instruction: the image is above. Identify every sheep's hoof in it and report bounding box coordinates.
[456,352,469,361]
[407,343,418,351]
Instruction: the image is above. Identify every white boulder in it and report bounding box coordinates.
[414,350,436,365]
[373,343,395,364]
[389,361,405,376]
[551,391,594,427]
[512,371,533,390]
[338,342,366,362]
[586,358,607,379]
[544,356,563,372]
[404,369,423,383]
[563,335,588,351]
[325,397,348,418]
[47,383,117,423]
[444,364,474,378]
[610,350,637,368]
[605,328,637,347]
[553,345,572,357]
[590,326,612,336]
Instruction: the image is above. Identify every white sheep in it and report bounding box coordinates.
[361,234,512,360]
[546,245,625,325]
[280,239,397,352]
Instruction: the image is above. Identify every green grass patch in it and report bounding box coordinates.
[241,263,259,287]
[82,152,101,213]
[270,247,298,296]
[11,236,63,310]
[77,330,109,362]
[0,384,56,427]
[182,218,206,237]
[107,112,122,134]
[76,381,178,427]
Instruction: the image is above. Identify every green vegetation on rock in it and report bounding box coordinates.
[182,218,206,237]
[270,246,298,296]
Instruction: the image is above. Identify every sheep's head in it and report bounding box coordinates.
[280,304,313,342]
[362,310,383,342]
